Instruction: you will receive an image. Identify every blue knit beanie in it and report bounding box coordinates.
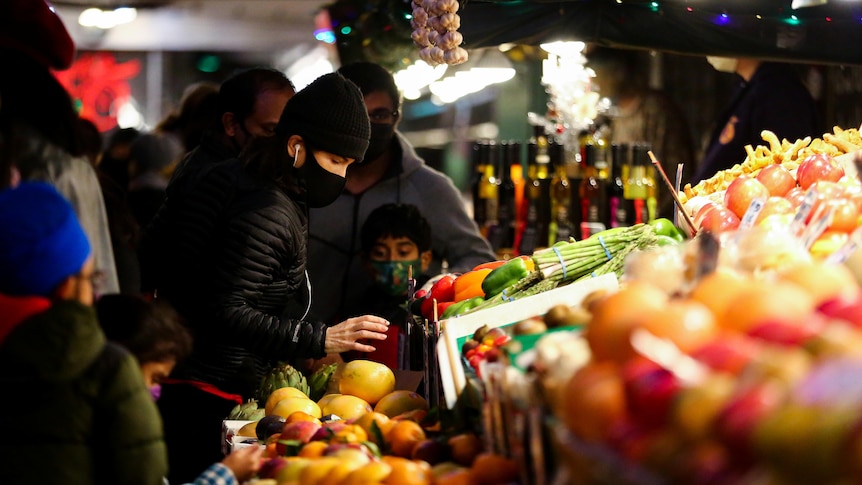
[0,182,91,297]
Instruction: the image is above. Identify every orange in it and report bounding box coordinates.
[585,281,668,363]
[322,394,372,421]
[354,412,392,444]
[447,433,484,466]
[718,281,815,332]
[331,423,369,444]
[265,386,309,415]
[286,411,322,425]
[386,420,426,458]
[469,453,519,485]
[434,468,476,485]
[561,361,626,442]
[339,360,396,405]
[688,270,753,319]
[298,440,328,458]
[374,391,429,418]
[638,299,717,353]
[271,397,322,419]
[382,456,432,485]
[343,461,393,485]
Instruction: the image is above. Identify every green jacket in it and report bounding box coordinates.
[0,295,167,484]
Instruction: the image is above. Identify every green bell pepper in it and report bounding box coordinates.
[481,257,530,298]
[649,218,686,242]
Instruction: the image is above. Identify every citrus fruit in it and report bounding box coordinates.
[689,269,753,319]
[585,281,668,363]
[285,411,322,425]
[265,386,309,415]
[469,452,519,485]
[271,397,322,419]
[386,419,426,458]
[447,433,483,466]
[718,281,815,332]
[321,394,372,421]
[339,359,396,405]
[382,456,432,485]
[354,412,392,443]
[374,390,430,418]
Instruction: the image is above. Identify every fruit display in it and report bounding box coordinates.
[540,261,862,485]
[229,358,520,485]
[678,126,862,259]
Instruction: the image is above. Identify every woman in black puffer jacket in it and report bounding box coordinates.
[140,73,389,483]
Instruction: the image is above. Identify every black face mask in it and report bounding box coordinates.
[364,123,396,163]
[297,149,346,208]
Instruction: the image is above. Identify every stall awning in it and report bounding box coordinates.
[458,0,862,65]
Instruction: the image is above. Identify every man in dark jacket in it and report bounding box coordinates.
[142,73,389,483]
[693,58,820,183]
[307,62,495,325]
[166,67,296,199]
[0,182,166,485]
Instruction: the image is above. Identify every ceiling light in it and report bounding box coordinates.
[78,7,137,29]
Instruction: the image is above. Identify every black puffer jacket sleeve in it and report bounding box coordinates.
[206,185,327,361]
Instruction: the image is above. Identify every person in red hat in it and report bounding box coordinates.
[0,0,120,296]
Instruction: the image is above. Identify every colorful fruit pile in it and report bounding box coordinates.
[681,128,862,258]
[554,261,862,484]
[235,359,519,485]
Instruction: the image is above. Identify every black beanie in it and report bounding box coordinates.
[275,72,371,162]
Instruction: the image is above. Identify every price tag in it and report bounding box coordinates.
[739,196,767,230]
[790,187,819,237]
[826,226,862,264]
[801,205,834,250]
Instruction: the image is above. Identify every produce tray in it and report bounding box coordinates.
[436,274,618,408]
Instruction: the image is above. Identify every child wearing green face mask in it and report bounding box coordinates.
[345,203,432,368]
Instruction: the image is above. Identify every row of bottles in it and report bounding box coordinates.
[471,126,659,256]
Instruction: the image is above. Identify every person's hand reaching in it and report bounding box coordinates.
[221,445,264,482]
[325,315,389,353]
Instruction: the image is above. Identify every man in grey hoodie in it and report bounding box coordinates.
[307,62,495,325]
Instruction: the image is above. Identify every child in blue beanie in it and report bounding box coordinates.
[0,182,168,485]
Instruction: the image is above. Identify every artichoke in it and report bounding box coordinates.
[227,399,261,420]
[308,363,339,401]
[256,362,309,403]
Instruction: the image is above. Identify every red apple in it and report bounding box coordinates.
[755,196,794,224]
[622,357,682,429]
[817,293,862,328]
[785,186,807,209]
[797,153,845,190]
[694,202,719,228]
[700,207,740,234]
[826,198,860,233]
[746,315,825,347]
[714,381,786,464]
[724,176,770,219]
[690,334,761,375]
[756,164,797,197]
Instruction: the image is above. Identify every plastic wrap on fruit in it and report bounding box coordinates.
[622,245,686,296]
[731,226,811,274]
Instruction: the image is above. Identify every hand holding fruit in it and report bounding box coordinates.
[221,444,264,482]
[324,315,389,353]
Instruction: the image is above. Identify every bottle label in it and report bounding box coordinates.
[633,199,647,224]
[609,196,628,228]
[582,198,601,223]
[580,222,607,240]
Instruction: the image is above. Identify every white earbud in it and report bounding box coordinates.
[293,144,302,168]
